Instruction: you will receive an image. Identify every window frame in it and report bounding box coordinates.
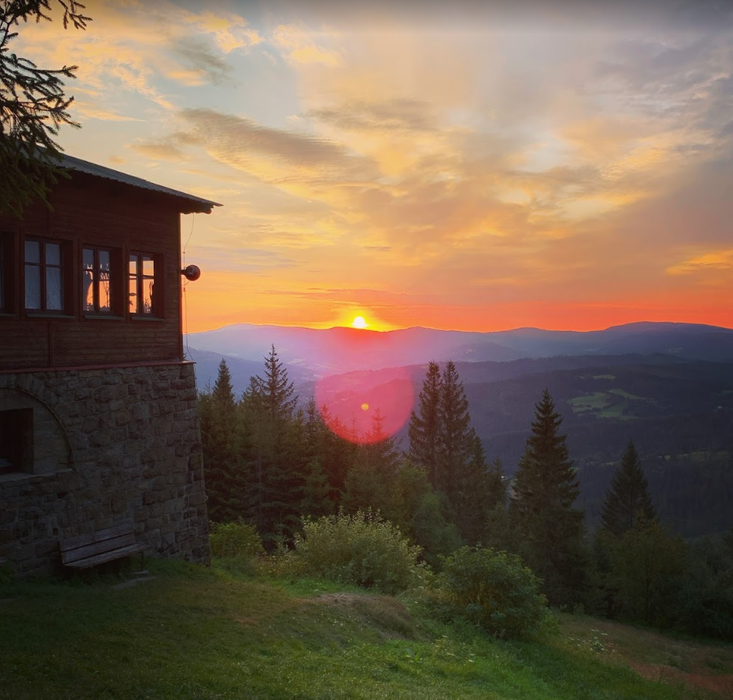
[128,251,161,318]
[24,237,66,314]
[82,245,115,315]
[0,234,6,313]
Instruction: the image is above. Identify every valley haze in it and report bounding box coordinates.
[186,320,733,385]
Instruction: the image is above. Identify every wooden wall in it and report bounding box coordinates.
[0,173,187,370]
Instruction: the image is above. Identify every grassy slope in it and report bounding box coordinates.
[0,561,730,700]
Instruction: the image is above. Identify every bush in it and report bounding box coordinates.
[209,520,265,560]
[294,509,424,594]
[436,546,548,639]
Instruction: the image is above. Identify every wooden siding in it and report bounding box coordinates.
[0,173,187,369]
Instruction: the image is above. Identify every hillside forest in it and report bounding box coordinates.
[199,347,733,640]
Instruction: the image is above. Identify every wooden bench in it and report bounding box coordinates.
[60,522,146,570]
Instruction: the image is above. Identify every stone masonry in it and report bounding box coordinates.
[0,362,210,575]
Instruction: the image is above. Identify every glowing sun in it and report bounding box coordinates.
[351,316,368,329]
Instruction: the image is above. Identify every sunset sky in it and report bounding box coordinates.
[15,0,733,332]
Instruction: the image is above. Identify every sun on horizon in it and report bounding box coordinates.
[351,316,369,330]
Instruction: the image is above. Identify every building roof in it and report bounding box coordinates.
[60,153,222,215]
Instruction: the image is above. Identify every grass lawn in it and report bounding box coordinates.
[1,559,731,700]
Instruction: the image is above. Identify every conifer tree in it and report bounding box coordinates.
[601,439,657,538]
[362,407,400,479]
[314,404,355,504]
[200,359,242,522]
[301,458,334,518]
[253,345,297,421]
[438,361,473,499]
[510,389,585,605]
[241,347,302,546]
[408,361,442,486]
[343,408,400,517]
[451,431,490,545]
[1,1,91,216]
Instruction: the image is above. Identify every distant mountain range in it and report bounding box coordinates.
[186,321,733,390]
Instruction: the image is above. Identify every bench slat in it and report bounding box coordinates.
[60,521,144,570]
[61,533,138,564]
[60,522,137,552]
[63,543,146,569]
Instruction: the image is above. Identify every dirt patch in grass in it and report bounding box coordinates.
[311,593,416,639]
[561,615,733,698]
[629,662,733,697]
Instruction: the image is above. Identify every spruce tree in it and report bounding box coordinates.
[438,360,473,499]
[510,389,585,606]
[601,439,656,538]
[451,431,489,545]
[252,345,297,421]
[343,408,400,518]
[200,359,242,523]
[1,1,91,216]
[241,347,302,547]
[301,458,334,518]
[408,361,442,486]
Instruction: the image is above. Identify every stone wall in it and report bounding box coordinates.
[0,362,210,575]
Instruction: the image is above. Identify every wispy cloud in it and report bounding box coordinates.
[666,249,733,275]
[20,0,733,331]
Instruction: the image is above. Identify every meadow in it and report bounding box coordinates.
[1,559,731,700]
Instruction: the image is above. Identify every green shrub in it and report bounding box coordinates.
[209,521,264,560]
[294,509,424,594]
[436,546,548,639]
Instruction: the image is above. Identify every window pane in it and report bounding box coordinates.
[46,243,61,266]
[25,240,40,264]
[129,276,137,314]
[99,250,110,269]
[83,248,94,270]
[0,238,4,311]
[143,280,154,314]
[83,266,94,311]
[129,256,138,275]
[46,267,63,310]
[99,273,111,312]
[143,256,154,277]
[25,265,41,309]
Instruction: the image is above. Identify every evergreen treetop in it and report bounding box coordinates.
[212,359,235,409]
[1,0,91,216]
[510,389,585,606]
[512,389,580,514]
[408,361,442,485]
[252,345,297,421]
[438,360,473,495]
[601,439,657,538]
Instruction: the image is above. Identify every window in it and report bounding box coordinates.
[128,253,157,316]
[0,408,33,476]
[0,233,16,314]
[0,236,5,312]
[83,247,112,313]
[25,239,64,312]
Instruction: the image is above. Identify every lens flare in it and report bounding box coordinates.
[315,368,414,445]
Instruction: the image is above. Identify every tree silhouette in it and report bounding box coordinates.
[408,360,442,486]
[510,389,586,605]
[601,439,657,538]
[438,360,473,499]
[1,0,91,216]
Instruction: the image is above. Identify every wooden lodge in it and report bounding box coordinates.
[0,155,220,575]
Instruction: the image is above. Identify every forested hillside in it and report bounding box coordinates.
[198,349,733,641]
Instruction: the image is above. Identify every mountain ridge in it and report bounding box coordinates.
[186,321,733,381]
